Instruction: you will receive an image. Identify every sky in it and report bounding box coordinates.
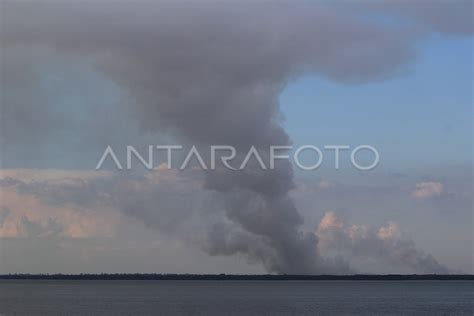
[0,0,472,274]
[281,35,472,170]
[280,34,473,273]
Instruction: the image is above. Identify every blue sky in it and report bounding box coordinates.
[280,35,472,172]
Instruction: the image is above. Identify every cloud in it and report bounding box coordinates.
[377,221,401,241]
[0,170,120,239]
[0,187,118,239]
[0,168,213,242]
[0,168,458,274]
[412,181,444,199]
[0,169,112,184]
[316,212,449,274]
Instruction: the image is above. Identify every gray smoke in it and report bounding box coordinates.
[1,1,471,273]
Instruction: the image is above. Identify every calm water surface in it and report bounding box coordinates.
[0,280,472,315]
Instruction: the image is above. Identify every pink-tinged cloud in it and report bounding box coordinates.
[0,167,203,240]
[0,187,118,239]
[411,181,444,199]
[316,212,448,274]
[377,221,401,241]
[318,211,344,230]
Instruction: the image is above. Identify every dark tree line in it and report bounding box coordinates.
[0,274,472,281]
